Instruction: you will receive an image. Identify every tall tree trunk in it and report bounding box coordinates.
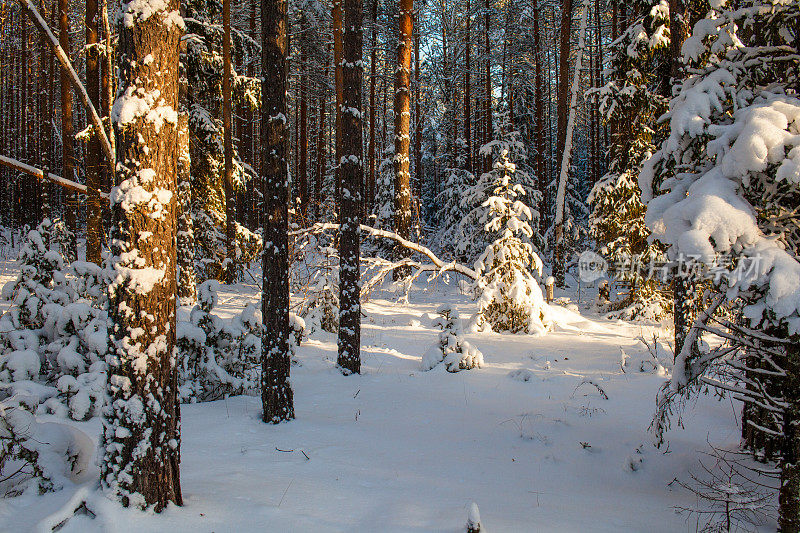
[333,0,344,208]
[533,0,546,234]
[59,0,77,256]
[556,0,572,165]
[553,0,589,287]
[102,0,183,510]
[86,0,103,264]
[223,0,237,283]
[316,55,327,217]
[393,0,413,278]
[483,0,491,172]
[464,0,472,174]
[338,0,363,375]
[38,1,51,220]
[261,0,295,423]
[413,11,422,208]
[368,0,378,215]
[298,12,308,219]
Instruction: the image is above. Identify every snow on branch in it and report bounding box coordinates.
[17,0,115,172]
[0,154,109,201]
[291,223,480,281]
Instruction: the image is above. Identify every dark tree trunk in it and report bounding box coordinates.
[333,0,343,210]
[298,13,309,219]
[86,0,103,264]
[533,0,546,234]
[337,0,363,375]
[464,0,472,174]
[261,0,295,422]
[59,0,77,255]
[102,0,183,510]
[223,0,237,283]
[368,0,378,215]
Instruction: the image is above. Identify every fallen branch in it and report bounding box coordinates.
[291,223,479,281]
[17,0,115,174]
[0,154,109,201]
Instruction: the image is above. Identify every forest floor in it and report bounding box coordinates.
[0,265,748,532]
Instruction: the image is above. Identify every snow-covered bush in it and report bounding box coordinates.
[472,149,550,334]
[0,398,93,495]
[302,248,340,335]
[177,281,249,402]
[176,282,306,402]
[0,221,109,421]
[422,305,483,372]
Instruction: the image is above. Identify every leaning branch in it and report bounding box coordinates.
[17,0,115,173]
[292,223,480,280]
[0,154,109,201]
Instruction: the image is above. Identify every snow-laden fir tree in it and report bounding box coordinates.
[587,0,671,319]
[642,0,800,527]
[422,305,483,372]
[472,145,550,335]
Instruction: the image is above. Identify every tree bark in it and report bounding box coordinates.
[223,0,237,283]
[464,0,472,174]
[261,0,295,422]
[393,0,413,278]
[533,0,546,234]
[338,0,364,375]
[298,12,308,219]
[333,0,343,209]
[101,0,183,510]
[86,0,103,264]
[59,0,77,255]
[367,0,378,215]
[413,11,422,208]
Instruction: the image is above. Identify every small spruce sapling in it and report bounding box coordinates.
[422,305,483,372]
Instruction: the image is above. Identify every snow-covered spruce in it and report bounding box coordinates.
[422,305,483,372]
[472,147,550,335]
[0,220,109,422]
[586,0,671,320]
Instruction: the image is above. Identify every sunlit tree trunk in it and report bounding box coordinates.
[101,0,183,510]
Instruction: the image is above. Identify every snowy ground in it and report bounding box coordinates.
[1,270,746,532]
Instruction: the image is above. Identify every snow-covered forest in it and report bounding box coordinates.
[0,0,798,529]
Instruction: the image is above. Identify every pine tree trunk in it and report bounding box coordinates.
[393,0,413,279]
[86,0,103,264]
[464,0,472,174]
[298,13,309,219]
[368,0,378,215]
[333,0,344,209]
[102,0,183,510]
[337,0,363,375]
[483,0,491,173]
[556,0,572,165]
[261,0,295,423]
[413,13,422,206]
[533,0,546,234]
[59,0,77,256]
[223,0,237,283]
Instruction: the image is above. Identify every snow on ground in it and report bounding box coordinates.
[0,273,743,532]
